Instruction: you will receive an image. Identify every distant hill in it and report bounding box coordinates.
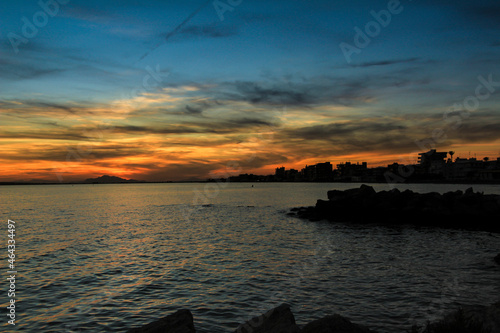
[84,175,146,184]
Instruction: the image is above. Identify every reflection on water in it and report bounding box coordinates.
[1,183,499,332]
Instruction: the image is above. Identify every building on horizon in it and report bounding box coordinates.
[220,150,500,183]
[301,162,333,181]
[417,149,448,175]
[336,161,368,181]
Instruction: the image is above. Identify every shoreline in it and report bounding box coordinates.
[2,179,500,186]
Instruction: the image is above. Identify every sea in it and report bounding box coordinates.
[1,182,499,332]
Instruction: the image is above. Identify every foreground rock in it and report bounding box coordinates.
[126,309,195,333]
[127,303,500,333]
[290,185,500,232]
[418,302,500,333]
[235,303,300,333]
[301,314,375,333]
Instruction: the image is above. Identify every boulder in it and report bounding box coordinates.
[292,185,500,231]
[426,303,500,333]
[126,309,196,333]
[461,302,500,333]
[301,314,375,333]
[234,304,300,333]
[495,254,500,265]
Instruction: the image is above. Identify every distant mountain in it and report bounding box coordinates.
[84,175,146,183]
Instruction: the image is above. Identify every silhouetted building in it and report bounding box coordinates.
[285,168,299,181]
[336,162,368,181]
[418,149,448,174]
[301,165,316,181]
[315,162,333,181]
[275,166,286,180]
[301,162,333,181]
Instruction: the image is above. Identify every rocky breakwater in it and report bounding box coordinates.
[126,304,375,333]
[125,303,500,332]
[289,185,500,232]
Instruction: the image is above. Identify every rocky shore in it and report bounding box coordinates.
[126,302,500,333]
[288,185,500,232]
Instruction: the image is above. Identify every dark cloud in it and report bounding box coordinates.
[62,5,116,23]
[24,101,78,115]
[184,105,203,115]
[0,59,66,80]
[0,131,90,141]
[448,118,500,144]
[455,3,500,30]
[144,161,225,181]
[352,58,421,68]
[273,118,419,158]
[113,116,276,135]
[208,70,432,107]
[178,24,239,39]
[113,125,200,135]
[139,0,212,60]
[228,81,312,106]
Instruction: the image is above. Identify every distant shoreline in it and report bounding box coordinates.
[2,179,500,186]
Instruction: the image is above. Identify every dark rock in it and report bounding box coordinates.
[292,185,500,232]
[495,254,500,265]
[359,184,377,196]
[301,314,376,333]
[126,309,195,333]
[461,302,500,333]
[426,303,500,333]
[235,304,300,333]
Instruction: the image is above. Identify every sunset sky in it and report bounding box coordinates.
[1,0,500,182]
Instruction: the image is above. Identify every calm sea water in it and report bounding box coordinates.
[1,183,500,332]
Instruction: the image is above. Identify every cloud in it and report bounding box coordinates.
[143,161,226,181]
[139,0,213,60]
[178,24,239,39]
[0,58,66,80]
[351,58,421,68]
[210,78,368,107]
[62,5,119,24]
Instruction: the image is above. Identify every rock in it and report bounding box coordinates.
[461,302,500,333]
[126,309,196,333]
[291,185,500,232]
[427,303,500,333]
[235,304,300,333]
[495,254,500,265]
[301,314,376,333]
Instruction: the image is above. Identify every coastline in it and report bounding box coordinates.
[2,179,500,186]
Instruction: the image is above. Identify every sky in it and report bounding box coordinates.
[1,0,500,182]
